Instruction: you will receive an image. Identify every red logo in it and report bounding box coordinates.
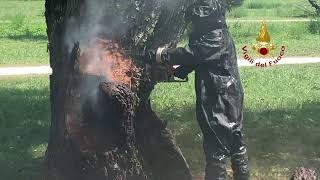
[242,21,286,68]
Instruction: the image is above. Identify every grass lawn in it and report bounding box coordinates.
[0,38,48,65]
[1,63,320,179]
[226,0,314,19]
[0,0,320,65]
[0,0,48,65]
[0,1,44,23]
[0,0,313,22]
[0,76,50,180]
[1,20,319,65]
[229,21,320,58]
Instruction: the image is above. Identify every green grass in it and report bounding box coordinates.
[228,21,320,57]
[1,20,319,65]
[0,38,48,65]
[0,0,319,65]
[0,1,45,23]
[1,64,319,179]
[0,1,48,65]
[227,0,315,19]
[1,0,309,21]
[0,76,50,180]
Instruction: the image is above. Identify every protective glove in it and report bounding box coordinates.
[173,66,193,79]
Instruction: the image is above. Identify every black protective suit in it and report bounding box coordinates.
[158,0,250,179]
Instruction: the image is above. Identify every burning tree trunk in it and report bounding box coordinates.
[44,0,193,180]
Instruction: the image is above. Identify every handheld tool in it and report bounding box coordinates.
[125,48,189,83]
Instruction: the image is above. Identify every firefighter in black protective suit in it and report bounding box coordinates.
[147,0,250,179]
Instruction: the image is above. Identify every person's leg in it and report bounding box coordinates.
[202,127,250,180]
[205,158,228,180]
[195,67,250,180]
[226,83,249,180]
[221,75,249,180]
[196,100,229,180]
[230,130,250,180]
[203,136,228,180]
[225,38,250,180]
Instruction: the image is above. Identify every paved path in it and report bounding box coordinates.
[0,66,52,76]
[237,57,320,67]
[0,57,320,76]
[0,19,314,24]
[227,19,314,23]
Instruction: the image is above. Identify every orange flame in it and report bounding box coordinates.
[79,38,141,90]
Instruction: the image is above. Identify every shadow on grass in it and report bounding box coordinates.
[6,33,47,41]
[1,79,319,179]
[244,103,320,178]
[155,101,320,178]
[0,85,50,180]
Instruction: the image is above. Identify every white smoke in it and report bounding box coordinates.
[64,0,130,52]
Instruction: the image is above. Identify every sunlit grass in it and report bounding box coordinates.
[229,21,320,57]
[227,0,314,19]
[0,38,48,65]
[0,1,45,23]
[0,0,319,65]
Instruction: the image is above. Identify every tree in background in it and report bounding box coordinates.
[308,0,320,15]
[307,0,320,34]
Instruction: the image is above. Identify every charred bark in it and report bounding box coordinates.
[44,0,192,180]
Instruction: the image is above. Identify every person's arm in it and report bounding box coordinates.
[157,0,228,66]
[160,46,197,66]
[173,65,194,79]
[159,42,226,66]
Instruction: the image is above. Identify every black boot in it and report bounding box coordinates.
[231,149,250,180]
[230,130,250,180]
[205,157,227,180]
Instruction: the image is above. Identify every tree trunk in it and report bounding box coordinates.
[44,0,193,180]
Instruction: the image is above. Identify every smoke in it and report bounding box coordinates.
[63,0,186,82]
[65,0,130,51]
[64,0,193,50]
[64,0,143,108]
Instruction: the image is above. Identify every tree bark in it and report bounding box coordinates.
[44,0,192,180]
